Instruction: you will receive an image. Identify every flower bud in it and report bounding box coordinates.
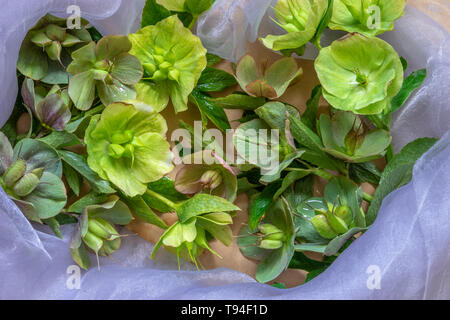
[325,212,349,235]
[3,160,26,188]
[259,239,283,250]
[111,130,134,145]
[108,144,125,159]
[13,172,40,197]
[310,214,339,240]
[334,204,352,227]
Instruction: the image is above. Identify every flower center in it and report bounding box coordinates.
[142,46,180,82]
[200,170,223,191]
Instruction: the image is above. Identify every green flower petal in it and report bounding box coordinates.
[68,71,96,111]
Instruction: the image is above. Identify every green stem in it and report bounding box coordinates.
[363,192,373,203]
[145,189,178,211]
[188,15,199,30]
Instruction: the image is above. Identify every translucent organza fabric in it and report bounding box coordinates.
[0,0,449,299]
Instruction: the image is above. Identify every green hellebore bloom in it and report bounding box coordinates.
[329,0,406,37]
[315,33,404,115]
[261,0,330,52]
[17,14,92,84]
[67,35,144,111]
[235,55,303,99]
[319,111,392,162]
[85,102,174,198]
[129,15,207,113]
[174,150,238,202]
[0,133,66,223]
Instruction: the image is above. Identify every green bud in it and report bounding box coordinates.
[335,204,352,227]
[88,219,112,240]
[325,212,349,235]
[152,70,167,81]
[143,62,156,76]
[259,239,283,250]
[3,160,26,188]
[30,31,52,47]
[123,144,135,160]
[83,231,104,253]
[258,223,285,241]
[310,214,339,240]
[98,238,121,256]
[31,167,45,179]
[108,144,125,159]
[95,60,110,70]
[153,54,165,65]
[13,172,40,197]
[159,61,172,71]
[45,41,62,61]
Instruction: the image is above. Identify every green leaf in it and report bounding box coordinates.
[289,114,323,151]
[58,150,116,194]
[302,85,322,130]
[196,66,236,92]
[39,130,82,149]
[190,90,231,131]
[206,53,222,66]
[185,0,213,15]
[289,251,331,271]
[255,242,294,283]
[141,0,171,27]
[238,225,269,260]
[273,169,311,200]
[324,227,366,256]
[248,181,282,231]
[43,217,63,239]
[63,162,81,196]
[86,196,134,225]
[122,195,168,229]
[390,69,427,113]
[177,193,239,223]
[71,242,91,270]
[305,266,329,283]
[366,137,438,225]
[260,150,305,184]
[349,162,382,185]
[310,0,334,48]
[212,93,266,110]
[68,192,109,214]
[148,176,188,202]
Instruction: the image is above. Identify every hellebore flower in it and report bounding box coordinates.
[329,0,406,37]
[235,55,303,99]
[315,33,404,115]
[151,194,239,268]
[17,14,92,84]
[319,111,391,163]
[67,35,144,111]
[175,150,238,202]
[21,78,71,131]
[85,102,174,198]
[261,0,330,52]
[70,195,134,269]
[129,15,207,113]
[0,133,66,223]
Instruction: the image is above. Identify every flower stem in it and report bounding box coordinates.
[363,192,373,203]
[145,189,178,211]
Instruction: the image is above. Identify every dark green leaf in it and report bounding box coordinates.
[185,0,213,15]
[305,267,328,283]
[68,192,109,214]
[310,0,333,48]
[324,227,366,256]
[43,217,62,239]
[349,162,382,185]
[190,90,231,131]
[289,251,331,271]
[141,0,171,27]
[212,93,266,110]
[58,150,116,194]
[63,162,81,196]
[289,114,323,151]
[301,85,322,130]
[206,53,222,66]
[400,57,408,71]
[248,181,282,231]
[390,69,427,113]
[196,66,236,92]
[366,137,437,225]
[272,282,287,289]
[148,176,188,202]
[39,131,82,149]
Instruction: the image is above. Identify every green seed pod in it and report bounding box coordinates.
[3,160,26,188]
[87,219,112,240]
[98,238,121,257]
[13,172,40,197]
[325,212,349,235]
[259,223,286,241]
[310,214,339,240]
[334,204,352,227]
[259,239,283,250]
[96,218,120,241]
[30,167,44,179]
[83,231,104,253]
[200,170,223,190]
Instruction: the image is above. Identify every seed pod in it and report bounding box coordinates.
[200,170,223,190]
[83,231,104,253]
[30,167,44,179]
[325,212,349,235]
[3,160,27,188]
[334,204,352,226]
[259,239,283,250]
[259,224,285,241]
[88,219,112,240]
[13,172,40,197]
[98,238,121,257]
[310,214,339,240]
[96,218,120,241]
